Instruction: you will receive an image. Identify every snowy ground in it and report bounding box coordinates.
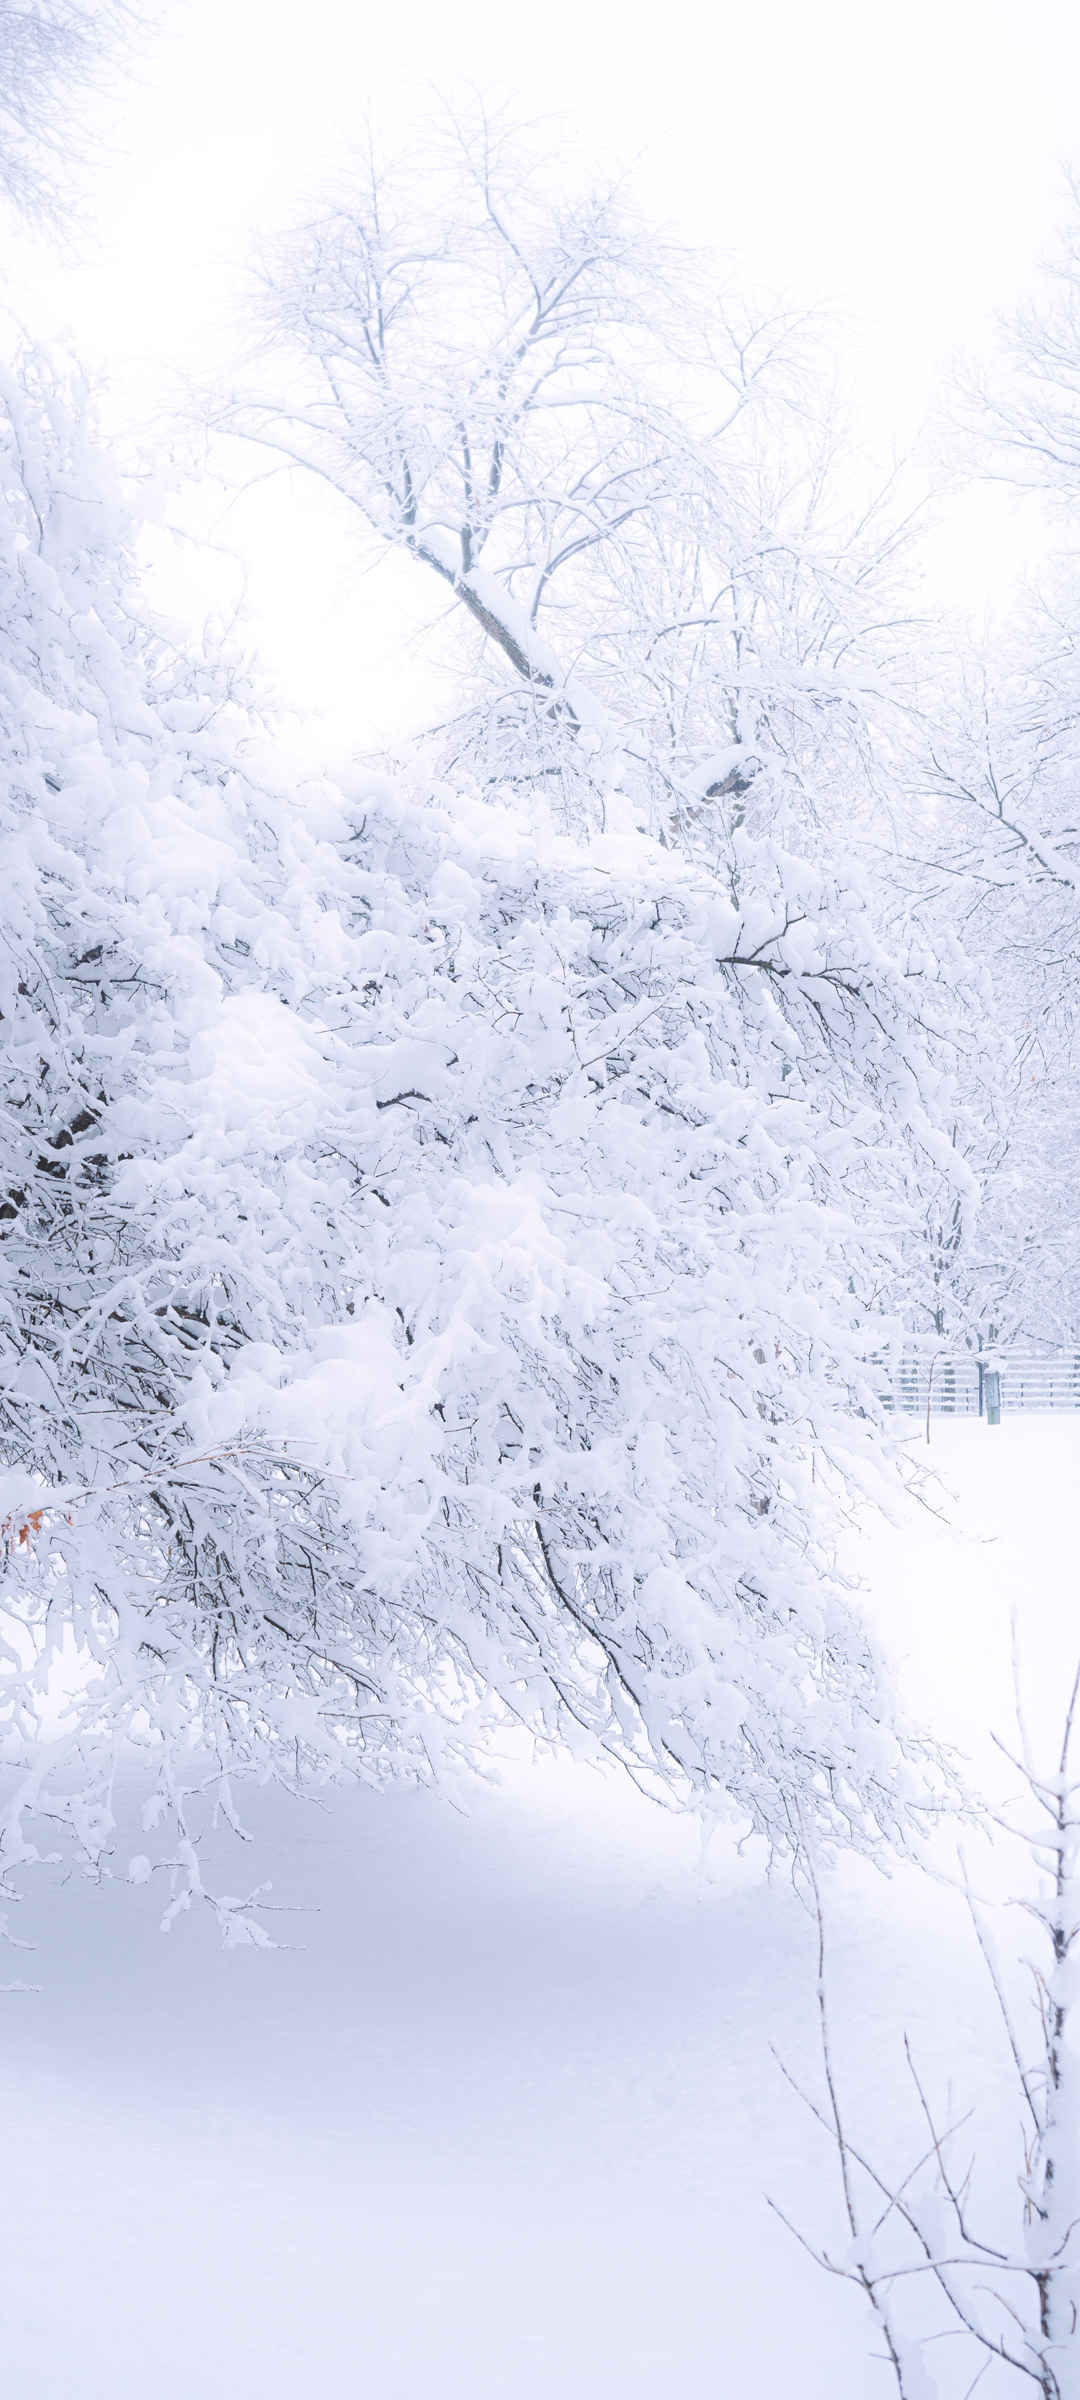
[2,1417,1074,2397]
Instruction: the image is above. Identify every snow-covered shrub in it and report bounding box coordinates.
[0,353,956,1925]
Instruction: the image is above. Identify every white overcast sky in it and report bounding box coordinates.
[9,0,1080,753]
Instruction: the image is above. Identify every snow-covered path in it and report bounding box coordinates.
[2,1419,1074,2397]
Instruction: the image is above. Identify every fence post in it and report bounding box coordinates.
[984,1367,1001,1427]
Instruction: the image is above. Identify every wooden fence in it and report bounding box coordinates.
[880,1351,1080,1418]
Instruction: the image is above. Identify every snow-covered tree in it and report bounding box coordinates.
[238,108,978,1356]
[0,0,133,218]
[0,346,957,1928]
[907,627,1080,1348]
[907,191,1080,1351]
[238,110,925,869]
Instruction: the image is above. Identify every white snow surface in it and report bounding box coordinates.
[1,1416,1070,2396]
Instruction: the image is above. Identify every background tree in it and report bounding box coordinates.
[239,110,926,863]
[899,195,1080,1355]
